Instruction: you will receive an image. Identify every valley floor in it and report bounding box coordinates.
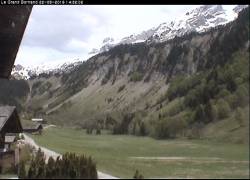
[29,126,249,179]
[22,133,118,179]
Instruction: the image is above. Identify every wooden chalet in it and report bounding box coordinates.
[0,106,22,150]
[0,106,23,172]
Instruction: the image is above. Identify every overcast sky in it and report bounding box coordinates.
[15,5,237,67]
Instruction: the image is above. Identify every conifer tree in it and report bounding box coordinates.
[18,160,26,179]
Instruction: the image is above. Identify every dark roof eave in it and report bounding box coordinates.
[0,6,33,79]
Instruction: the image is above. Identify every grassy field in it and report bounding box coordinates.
[0,174,18,179]
[30,127,249,178]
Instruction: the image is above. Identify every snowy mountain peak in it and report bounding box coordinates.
[151,5,235,42]
[91,5,246,54]
[13,5,248,80]
[102,37,114,44]
[233,5,248,13]
[11,64,30,80]
[189,5,223,15]
[11,60,83,80]
[88,48,99,55]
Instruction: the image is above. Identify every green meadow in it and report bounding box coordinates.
[30,127,249,178]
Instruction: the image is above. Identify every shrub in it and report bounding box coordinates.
[225,94,238,109]
[101,67,114,85]
[204,101,217,123]
[96,128,101,135]
[153,116,187,139]
[217,99,231,119]
[187,122,205,139]
[18,161,26,179]
[86,128,93,134]
[45,157,55,178]
[235,84,249,107]
[112,113,134,134]
[117,85,126,93]
[194,104,206,122]
[129,120,147,136]
[217,88,231,98]
[133,169,144,179]
[140,122,146,136]
[130,72,143,82]
[235,107,245,127]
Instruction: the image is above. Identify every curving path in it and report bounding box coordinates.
[22,134,119,179]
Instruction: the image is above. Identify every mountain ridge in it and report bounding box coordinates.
[13,5,248,79]
[11,60,83,80]
[90,5,248,55]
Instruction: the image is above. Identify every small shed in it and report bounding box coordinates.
[23,123,43,135]
[0,106,22,149]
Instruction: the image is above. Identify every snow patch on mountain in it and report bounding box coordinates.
[233,5,248,14]
[12,5,248,80]
[91,5,248,54]
[12,59,83,80]
[149,5,237,42]
[11,64,30,80]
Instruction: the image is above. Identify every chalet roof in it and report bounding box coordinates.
[0,6,32,79]
[0,106,16,130]
[23,123,43,130]
[0,106,22,133]
[5,135,16,143]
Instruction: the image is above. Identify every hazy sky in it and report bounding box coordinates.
[15,5,237,67]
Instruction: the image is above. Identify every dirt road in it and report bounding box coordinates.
[22,134,119,179]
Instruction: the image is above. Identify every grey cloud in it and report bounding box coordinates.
[22,5,109,53]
